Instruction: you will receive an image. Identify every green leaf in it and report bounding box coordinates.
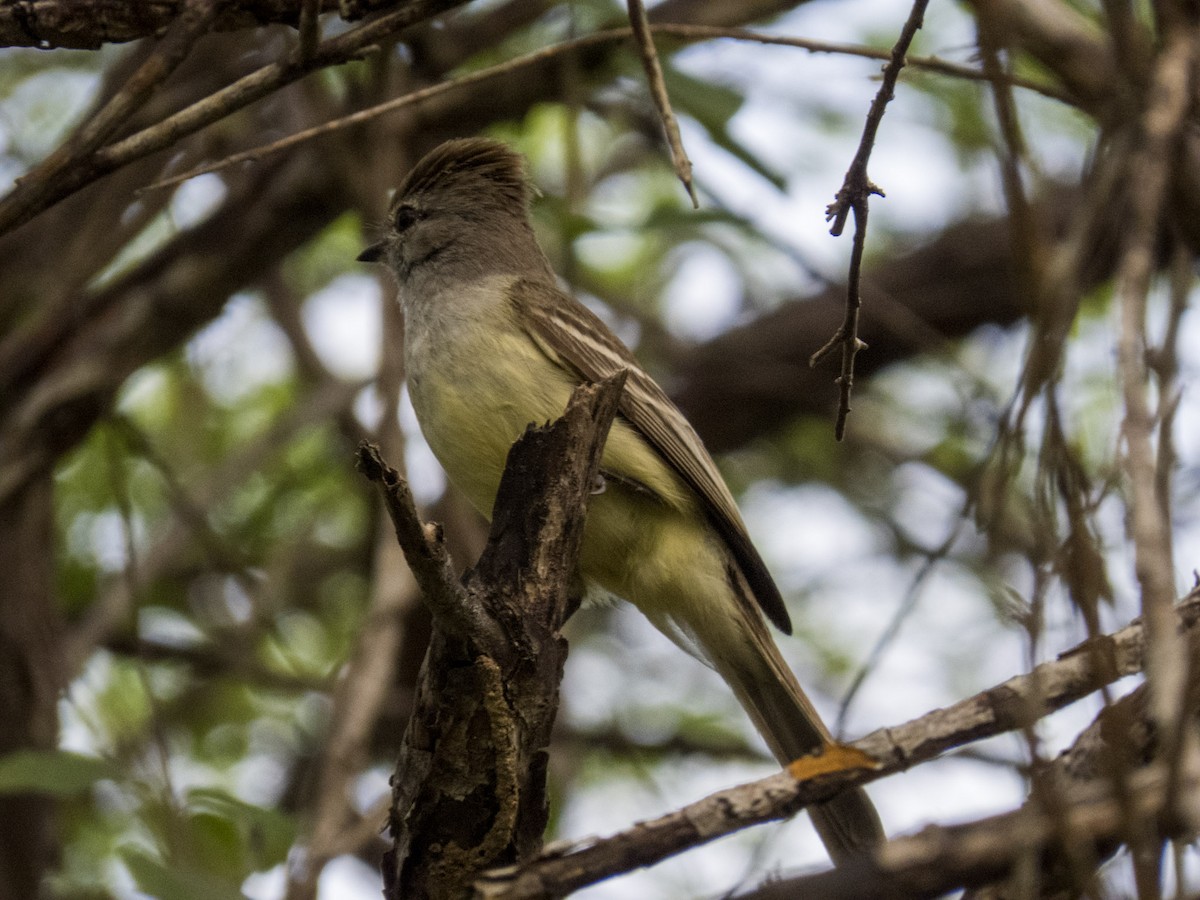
[122,848,247,900]
[0,750,117,797]
[187,787,297,869]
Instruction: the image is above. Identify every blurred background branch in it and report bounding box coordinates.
[0,0,1197,897]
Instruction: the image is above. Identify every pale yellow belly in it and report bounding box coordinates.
[406,326,726,631]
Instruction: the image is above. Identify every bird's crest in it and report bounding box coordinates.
[397,138,530,207]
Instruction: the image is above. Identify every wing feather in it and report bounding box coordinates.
[510,278,791,633]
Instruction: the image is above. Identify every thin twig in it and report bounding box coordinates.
[141,22,1064,193]
[480,589,1200,898]
[811,0,930,441]
[295,0,321,63]
[977,15,1037,293]
[656,24,1067,103]
[0,0,467,238]
[1113,12,1194,755]
[0,0,224,234]
[626,0,697,207]
[1152,236,1189,545]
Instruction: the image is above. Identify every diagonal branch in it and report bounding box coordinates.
[0,0,397,49]
[749,663,1200,900]
[480,586,1200,898]
[626,0,697,206]
[0,0,468,237]
[0,0,226,232]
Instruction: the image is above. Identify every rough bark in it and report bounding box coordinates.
[359,375,625,899]
[0,477,63,900]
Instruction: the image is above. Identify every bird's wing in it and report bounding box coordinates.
[509,277,791,633]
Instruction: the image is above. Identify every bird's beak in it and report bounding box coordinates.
[357,242,386,263]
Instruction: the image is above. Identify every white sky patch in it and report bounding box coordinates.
[741,483,881,588]
[138,605,205,648]
[169,173,227,229]
[301,274,382,379]
[115,365,169,414]
[64,509,143,573]
[232,752,289,808]
[243,864,284,900]
[889,461,964,548]
[399,386,446,504]
[187,294,293,405]
[351,382,384,432]
[59,652,115,754]
[353,766,390,815]
[3,69,100,160]
[318,856,381,898]
[587,171,660,226]
[662,243,742,341]
[574,229,643,272]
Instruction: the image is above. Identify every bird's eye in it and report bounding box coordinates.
[391,204,422,232]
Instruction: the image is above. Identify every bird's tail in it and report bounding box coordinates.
[691,598,885,863]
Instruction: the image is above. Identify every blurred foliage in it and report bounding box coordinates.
[1,0,1195,897]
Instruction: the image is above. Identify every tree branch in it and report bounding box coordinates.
[812,0,929,441]
[749,653,1200,900]
[0,0,403,50]
[480,586,1200,898]
[362,374,626,900]
[0,0,469,237]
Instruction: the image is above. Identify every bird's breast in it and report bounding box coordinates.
[405,309,576,515]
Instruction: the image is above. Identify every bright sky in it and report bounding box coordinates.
[23,0,1200,894]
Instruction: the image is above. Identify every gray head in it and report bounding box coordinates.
[357,138,553,286]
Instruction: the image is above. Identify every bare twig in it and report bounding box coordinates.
[0,0,468,238]
[1112,12,1195,758]
[295,0,322,62]
[0,0,225,235]
[356,443,505,655]
[626,0,697,207]
[479,589,1200,898]
[811,0,929,441]
[142,22,1066,194]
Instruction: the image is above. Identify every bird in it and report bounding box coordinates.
[358,137,884,863]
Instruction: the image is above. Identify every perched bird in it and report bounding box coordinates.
[358,137,883,862]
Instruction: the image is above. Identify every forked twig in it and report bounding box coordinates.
[810,0,930,440]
